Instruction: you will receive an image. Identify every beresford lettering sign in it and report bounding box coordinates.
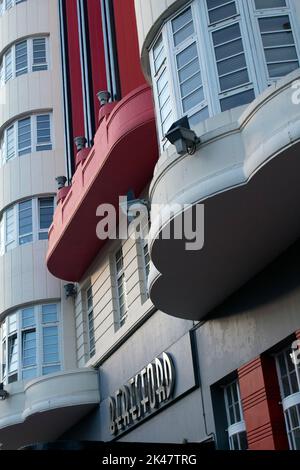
[109,352,175,435]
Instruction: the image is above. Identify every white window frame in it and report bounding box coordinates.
[150,0,300,150]
[247,0,300,85]
[0,196,55,254]
[114,246,128,328]
[0,36,49,86]
[0,303,61,385]
[0,112,53,165]
[86,286,96,358]
[224,379,248,450]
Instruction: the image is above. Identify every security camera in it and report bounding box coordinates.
[165,116,200,156]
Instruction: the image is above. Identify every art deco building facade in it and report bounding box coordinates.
[1,0,300,451]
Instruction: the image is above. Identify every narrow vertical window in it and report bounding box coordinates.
[171,7,209,125]
[38,197,54,240]
[32,38,48,71]
[36,114,52,151]
[18,199,33,245]
[4,49,12,82]
[115,248,128,327]
[224,380,248,450]
[5,206,15,251]
[15,40,28,76]
[143,240,150,290]
[18,117,31,156]
[257,15,299,79]
[6,124,15,160]
[7,334,18,383]
[42,326,60,375]
[152,35,173,141]
[87,287,95,358]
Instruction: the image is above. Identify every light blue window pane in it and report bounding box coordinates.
[22,307,35,328]
[22,367,37,380]
[42,304,57,323]
[42,365,60,375]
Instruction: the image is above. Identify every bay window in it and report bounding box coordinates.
[0,113,53,163]
[0,36,49,85]
[0,304,61,385]
[0,196,55,253]
[150,0,300,147]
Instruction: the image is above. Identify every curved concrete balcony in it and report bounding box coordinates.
[148,69,300,321]
[0,369,100,450]
[47,84,158,282]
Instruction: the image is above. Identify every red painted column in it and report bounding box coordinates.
[238,356,289,450]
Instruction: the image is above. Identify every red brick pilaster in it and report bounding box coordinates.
[238,356,289,450]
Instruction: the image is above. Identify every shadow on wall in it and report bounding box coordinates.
[207,237,300,320]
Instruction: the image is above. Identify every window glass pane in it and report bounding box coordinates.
[212,23,241,47]
[42,304,57,323]
[22,367,37,380]
[172,8,192,34]
[22,330,36,367]
[217,53,246,76]
[8,313,17,333]
[8,334,18,374]
[262,31,294,47]
[255,0,286,9]
[15,40,28,76]
[5,206,15,249]
[182,87,205,112]
[6,125,15,160]
[21,307,35,328]
[259,16,291,33]
[5,49,12,82]
[32,38,47,71]
[153,35,164,73]
[39,197,54,230]
[18,117,31,156]
[36,114,52,150]
[220,69,249,91]
[267,61,298,78]
[220,89,255,111]
[43,326,59,363]
[177,42,198,69]
[19,199,33,245]
[189,106,209,126]
[207,1,237,24]
[42,364,61,375]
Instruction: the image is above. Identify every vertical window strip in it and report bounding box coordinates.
[224,380,248,450]
[38,197,54,240]
[18,199,33,245]
[171,6,208,122]
[152,35,173,140]
[15,40,28,76]
[257,14,299,79]
[115,248,128,327]
[87,287,95,358]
